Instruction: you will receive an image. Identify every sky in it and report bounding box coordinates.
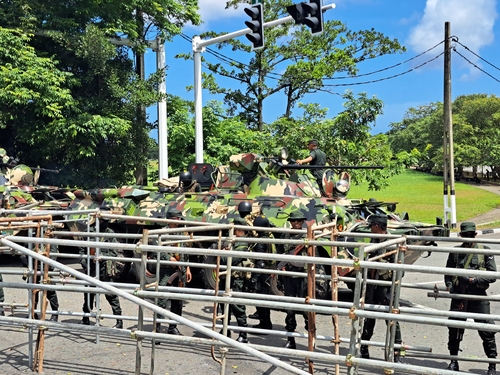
[145,0,500,137]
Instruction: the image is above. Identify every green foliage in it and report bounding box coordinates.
[0,1,200,188]
[349,169,500,223]
[182,0,405,130]
[388,94,500,177]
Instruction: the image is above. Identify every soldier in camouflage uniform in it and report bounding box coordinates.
[79,218,123,328]
[445,222,497,375]
[278,210,309,350]
[360,214,403,362]
[250,216,274,330]
[154,209,192,339]
[219,217,251,343]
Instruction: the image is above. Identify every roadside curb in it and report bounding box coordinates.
[450,227,500,237]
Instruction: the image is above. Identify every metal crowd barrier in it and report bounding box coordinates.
[0,212,500,374]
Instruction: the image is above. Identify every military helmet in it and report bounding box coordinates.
[287,210,306,221]
[253,216,270,228]
[179,171,192,183]
[460,221,476,233]
[237,201,252,217]
[367,213,387,227]
[166,208,184,219]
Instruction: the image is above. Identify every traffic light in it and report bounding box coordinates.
[244,3,264,50]
[287,0,324,35]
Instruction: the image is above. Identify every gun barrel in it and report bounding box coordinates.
[282,165,384,170]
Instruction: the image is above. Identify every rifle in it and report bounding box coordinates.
[277,244,305,270]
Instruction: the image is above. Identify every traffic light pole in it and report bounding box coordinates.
[191,3,336,163]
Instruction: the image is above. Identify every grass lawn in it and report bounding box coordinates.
[349,169,500,224]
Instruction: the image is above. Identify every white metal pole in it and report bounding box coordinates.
[156,37,168,179]
[193,36,204,163]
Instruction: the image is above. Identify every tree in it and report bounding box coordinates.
[184,0,404,130]
[0,1,200,187]
[388,94,500,178]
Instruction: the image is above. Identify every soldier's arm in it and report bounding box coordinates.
[444,253,455,290]
[474,254,497,285]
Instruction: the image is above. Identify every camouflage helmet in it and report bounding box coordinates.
[8,164,34,186]
[287,210,306,221]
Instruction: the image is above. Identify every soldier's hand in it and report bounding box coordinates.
[186,267,192,283]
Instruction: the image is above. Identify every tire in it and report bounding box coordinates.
[201,255,218,290]
[269,274,284,296]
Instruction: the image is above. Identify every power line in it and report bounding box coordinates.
[453,49,500,83]
[453,38,500,73]
[322,51,445,87]
[324,40,445,80]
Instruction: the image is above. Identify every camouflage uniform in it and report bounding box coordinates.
[445,242,497,368]
[79,226,122,326]
[219,218,250,342]
[360,241,402,345]
[360,214,402,361]
[153,247,187,334]
[279,231,309,333]
[250,227,274,330]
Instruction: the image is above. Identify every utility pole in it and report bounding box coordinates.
[443,21,456,228]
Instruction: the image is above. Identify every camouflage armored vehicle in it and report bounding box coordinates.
[63,149,448,291]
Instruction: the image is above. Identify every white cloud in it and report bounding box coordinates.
[192,0,246,29]
[407,0,498,77]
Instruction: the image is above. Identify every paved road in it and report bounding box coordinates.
[2,232,500,375]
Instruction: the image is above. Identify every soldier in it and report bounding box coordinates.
[79,218,123,328]
[154,208,192,338]
[360,214,403,362]
[176,171,202,193]
[219,217,251,343]
[296,139,327,195]
[250,216,274,330]
[445,222,497,375]
[278,210,309,350]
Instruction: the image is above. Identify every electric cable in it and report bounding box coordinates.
[453,38,500,73]
[453,49,500,83]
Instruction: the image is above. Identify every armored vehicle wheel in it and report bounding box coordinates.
[268,274,284,296]
[201,255,218,290]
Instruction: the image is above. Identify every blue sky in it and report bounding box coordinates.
[145,0,500,137]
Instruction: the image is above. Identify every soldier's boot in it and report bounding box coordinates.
[80,317,90,325]
[236,332,248,343]
[394,350,403,363]
[155,323,161,332]
[248,310,259,320]
[219,329,231,338]
[285,337,296,349]
[50,314,58,322]
[447,360,459,371]
[360,345,370,359]
[0,309,4,316]
[113,319,123,329]
[167,325,182,335]
[488,363,496,375]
